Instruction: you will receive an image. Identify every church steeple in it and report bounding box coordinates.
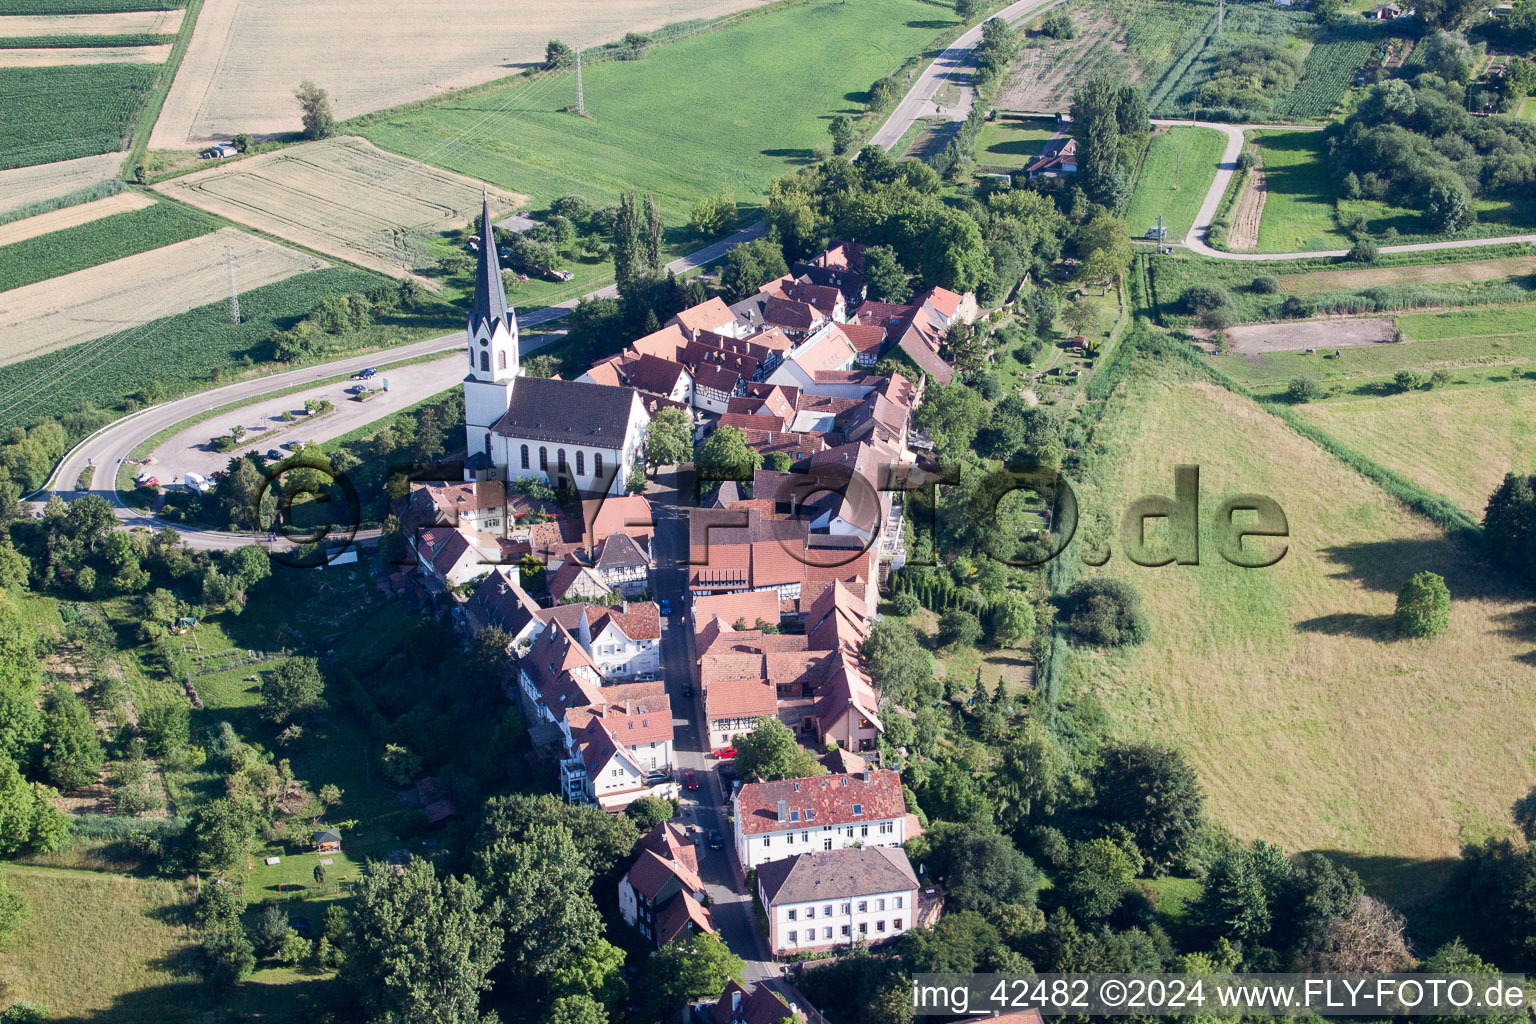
[469,192,513,338]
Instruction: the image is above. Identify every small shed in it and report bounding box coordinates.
[313,828,342,854]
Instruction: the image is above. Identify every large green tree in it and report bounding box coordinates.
[861,619,936,706]
[260,656,326,724]
[341,858,502,1024]
[911,821,1039,914]
[644,407,693,469]
[862,245,911,303]
[1069,70,1130,212]
[0,754,66,857]
[474,822,603,981]
[190,798,257,873]
[1094,743,1204,871]
[636,933,744,1023]
[40,685,103,792]
[695,426,763,484]
[1396,570,1451,638]
[733,717,825,783]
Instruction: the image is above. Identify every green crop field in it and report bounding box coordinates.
[1066,373,1536,903]
[1123,125,1224,243]
[975,115,1058,169]
[356,0,952,226]
[0,33,173,47]
[0,198,220,292]
[0,267,456,433]
[0,63,165,170]
[0,0,180,10]
[1270,26,1379,120]
[1147,4,1311,115]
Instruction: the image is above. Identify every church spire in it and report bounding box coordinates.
[469,192,512,336]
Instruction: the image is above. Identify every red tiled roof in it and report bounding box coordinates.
[692,591,782,633]
[589,601,661,641]
[735,769,905,835]
[655,889,715,946]
[703,674,777,720]
[671,297,738,338]
[761,296,822,332]
[838,321,887,356]
[631,324,690,362]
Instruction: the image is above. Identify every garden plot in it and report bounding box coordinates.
[996,6,1138,111]
[0,43,170,65]
[155,135,524,281]
[150,0,780,146]
[0,189,150,245]
[0,9,183,33]
[0,227,323,362]
[0,151,121,216]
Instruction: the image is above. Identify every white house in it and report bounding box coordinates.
[414,526,497,588]
[461,196,649,496]
[562,717,648,808]
[756,846,921,955]
[583,603,661,679]
[732,769,911,874]
[765,324,859,394]
[618,822,714,948]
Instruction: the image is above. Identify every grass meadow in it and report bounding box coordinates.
[1065,375,1536,905]
[1123,125,1225,243]
[974,114,1058,170]
[355,0,953,227]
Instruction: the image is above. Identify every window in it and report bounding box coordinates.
[788,930,797,943]
[576,451,585,475]
[894,896,903,909]
[498,350,507,370]
[841,903,851,914]
[824,905,832,917]
[557,449,567,473]
[824,838,832,851]
[876,899,885,911]
[762,838,770,848]
[479,351,489,372]
[594,453,603,478]
[861,825,868,838]
[801,831,809,843]
[876,920,886,933]
[893,918,903,931]
[806,906,815,919]
[787,909,796,921]
[520,444,529,469]
[823,926,833,939]
[846,827,854,838]
[858,923,868,935]
[539,447,548,471]
[880,822,893,835]
[852,803,863,816]
[841,925,851,937]
[857,901,867,913]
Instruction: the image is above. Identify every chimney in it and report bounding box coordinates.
[777,799,787,821]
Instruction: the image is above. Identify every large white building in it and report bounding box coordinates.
[731,769,912,874]
[462,197,650,496]
[756,846,921,955]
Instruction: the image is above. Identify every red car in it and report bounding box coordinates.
[684,771,699,791]
[712,747,736,760]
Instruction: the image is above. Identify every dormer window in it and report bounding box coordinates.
[852,803,863,816]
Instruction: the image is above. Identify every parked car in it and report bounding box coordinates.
[356,367,378,379]
[712,746,736,760]
[708,830,724,850]
[645,769,671,786]
[266,449,284,460]
[684,771,699,791]
[659,599,672,616]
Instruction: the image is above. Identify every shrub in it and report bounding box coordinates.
[1040,11,1076,37]
[1348,238,1380,263]
[1179,284,1231,317]
[1395,570,1450,638]
[1286,376,1324,403]
[937,608,983,649]
[1393,369,1429,392]
[891,590,921,616]
[1062,578,1149,647]
[202,926,255,989]
[1251,274,1279,294]
[194,876,245,929]
[1281,294,1309,318]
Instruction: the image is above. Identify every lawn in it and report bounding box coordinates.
[1519,97,1536,121]
[355,0,952,227]
[0,197,220,292]
[1252,129,1350,253]
[1123,125,1225,243]
[0,62,162,169]
[974,115,1058,170]
[1296,380,1536,516]
[1064,375,1536,905]
[908,606,1036,698]
[0,267,457,434]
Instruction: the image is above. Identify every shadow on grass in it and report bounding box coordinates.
[1313,535,1492,597]
[906,18,955,28]
[760,147,818,164]
[1306,848,1463,945]
[1295,611,1393,638]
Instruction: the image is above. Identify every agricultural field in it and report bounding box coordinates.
[995,5,1138,111]
[974,115,1058,170]
[0,9,184,34]
[1113,0,1215,111]
[0,42,169,64]
[150,0,785,146]
[156,135,524,281]
[1277,254,1536,295]
[1268,25,1379,121]
[0,151,123,218]
[0,266,450,432]
[1297,382,1536,515]
[1146,4,1311,115]
[0,227,323,362]
[1123,125,1224,244]
[1067,375,1536,899]
[0,61,161,169]
[0,0,182,12]
[356,0,950,218]
[0,194,219,291]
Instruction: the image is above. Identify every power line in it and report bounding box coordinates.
[575,48,584,115]
[225,245,240,324]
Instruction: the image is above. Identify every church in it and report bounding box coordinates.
[462,196,651,496]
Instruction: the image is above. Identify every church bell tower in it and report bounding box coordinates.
[463,193,520,476]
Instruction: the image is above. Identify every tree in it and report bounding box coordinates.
[828,115,856,156]
[202,926,255,989]
[1062,577,1148,647]
[937,608,982,650]
[1062,295,1100,338]
[0,1003,47,1024]
[1040,10,1076,37]
[954,0,983,17]
[474,822,602,980]
[720,238,789,302]
[1065,837,1140,921]
[39,685,102,792]
[545,39,575,69]
[1286,375,1324,403]
[190,797,257,872]
[0,753,66,856]
[861,619,936,706]
[1197,842,1282,942]
[1426,178,1473,234]
[767,451,792,472]
[734,717,825,782]
[696,426,763,483]
[1484,472,1536,583]
[294,80,335,140]
[691,192,734,238]
[341,859,502,1024]
[549,936,628,1019]
[1070,70,1130,212]
[1075,214,1133,292]
[921,210,990,293]
[912,821,1040,914]
[1094,743,1204,871]
[194,876,245,929]
[642,194,663,271]
[279,929,311,965]
[1302,896,1412,972]
[625,795,677,831]
[0,546,29,590]
[381,743,421,785]
[991,593,1036,647]
[644,406,693,469]
[252,904,291,958]
[314,863,327,886]
[260,656,325,724]
[637,932,744,1023]
[1396,570,1451,638]
[547,995,606,1024]
[862,245,911,303]
[1348,237,1380,263]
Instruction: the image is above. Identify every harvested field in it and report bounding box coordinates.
[1069,377,1536,899]
[155,135,523,281]
[0,42,168,64]
[0,9,183,33]
[151,0,779,146]
[1224,317,1395,355]
[0,188,150,245]
[0,226,323,361]
[997,6,1138,111]
[0,151,121,216]
[1228,165,1265,252]
[1278,256,1536,295]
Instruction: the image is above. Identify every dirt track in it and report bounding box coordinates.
[1224,317,1396,355]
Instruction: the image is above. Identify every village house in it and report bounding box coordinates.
[731,769,912,873]
[756,845,922,955]
[618,822,715,947]
[413,525,497,589]
[707,981,805,1024]
[793,239,868,303]
[1026,136,1080,179]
